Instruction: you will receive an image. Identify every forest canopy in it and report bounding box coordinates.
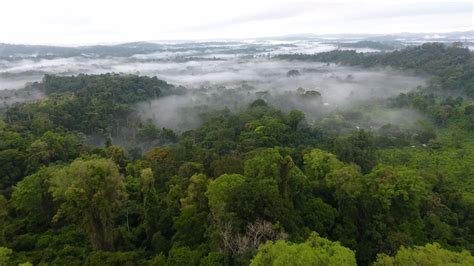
[0,43,473,265]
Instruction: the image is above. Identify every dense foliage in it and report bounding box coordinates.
[6,74,174,134]
[278,43,474,96]
[0,43,473,265]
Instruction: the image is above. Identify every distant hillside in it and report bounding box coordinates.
[0,42,164,58]
[333,40,401,50]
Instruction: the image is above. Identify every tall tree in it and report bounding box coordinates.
[49,158,127,250]
[374,243,474,265]
[250,232,356,266]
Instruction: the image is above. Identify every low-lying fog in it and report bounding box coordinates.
[132,59,425,131]
[0,40,380,91]
[0,41,426,132]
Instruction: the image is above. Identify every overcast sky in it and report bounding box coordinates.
[0,0,472,45]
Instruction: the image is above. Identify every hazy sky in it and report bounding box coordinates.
[0,0,472,45]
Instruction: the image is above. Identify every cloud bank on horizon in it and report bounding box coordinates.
[0,0,472,45]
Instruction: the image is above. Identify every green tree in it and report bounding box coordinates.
[334,165,428,263]
[206,174,246,225]
[10,167,56,229]
[250,232,356,266]
[0,247,12,266]
[304,149,344,181]
[49,158,127,250]
[286,110,305,130]
[167,246,200,266]
[173,174,210,247]
[325,164,363,201]
[333,130,376,173]
[244,148,283,181]
[85,251,141,266]
[199,252,228,266]
[374,243,474,266]
[139,168,162,248]
[225,178,294,231]
[244,148,301,197]
[210,155,244,177]
[0,196,7,244]
[0,148,26,194]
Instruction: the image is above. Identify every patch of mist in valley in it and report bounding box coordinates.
[132,59,426,131]
[366,108,427,129]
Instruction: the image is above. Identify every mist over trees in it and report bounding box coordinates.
[0,42,473,265]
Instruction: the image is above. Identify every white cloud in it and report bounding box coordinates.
[0,0,471,44]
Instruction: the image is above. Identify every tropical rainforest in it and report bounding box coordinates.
[0,42,473,265]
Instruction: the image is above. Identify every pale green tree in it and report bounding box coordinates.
[304,149,344,181]
[0,247,12,266]
[250,232,356,266]
[49,158,127,250]
[374,243,474,266]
